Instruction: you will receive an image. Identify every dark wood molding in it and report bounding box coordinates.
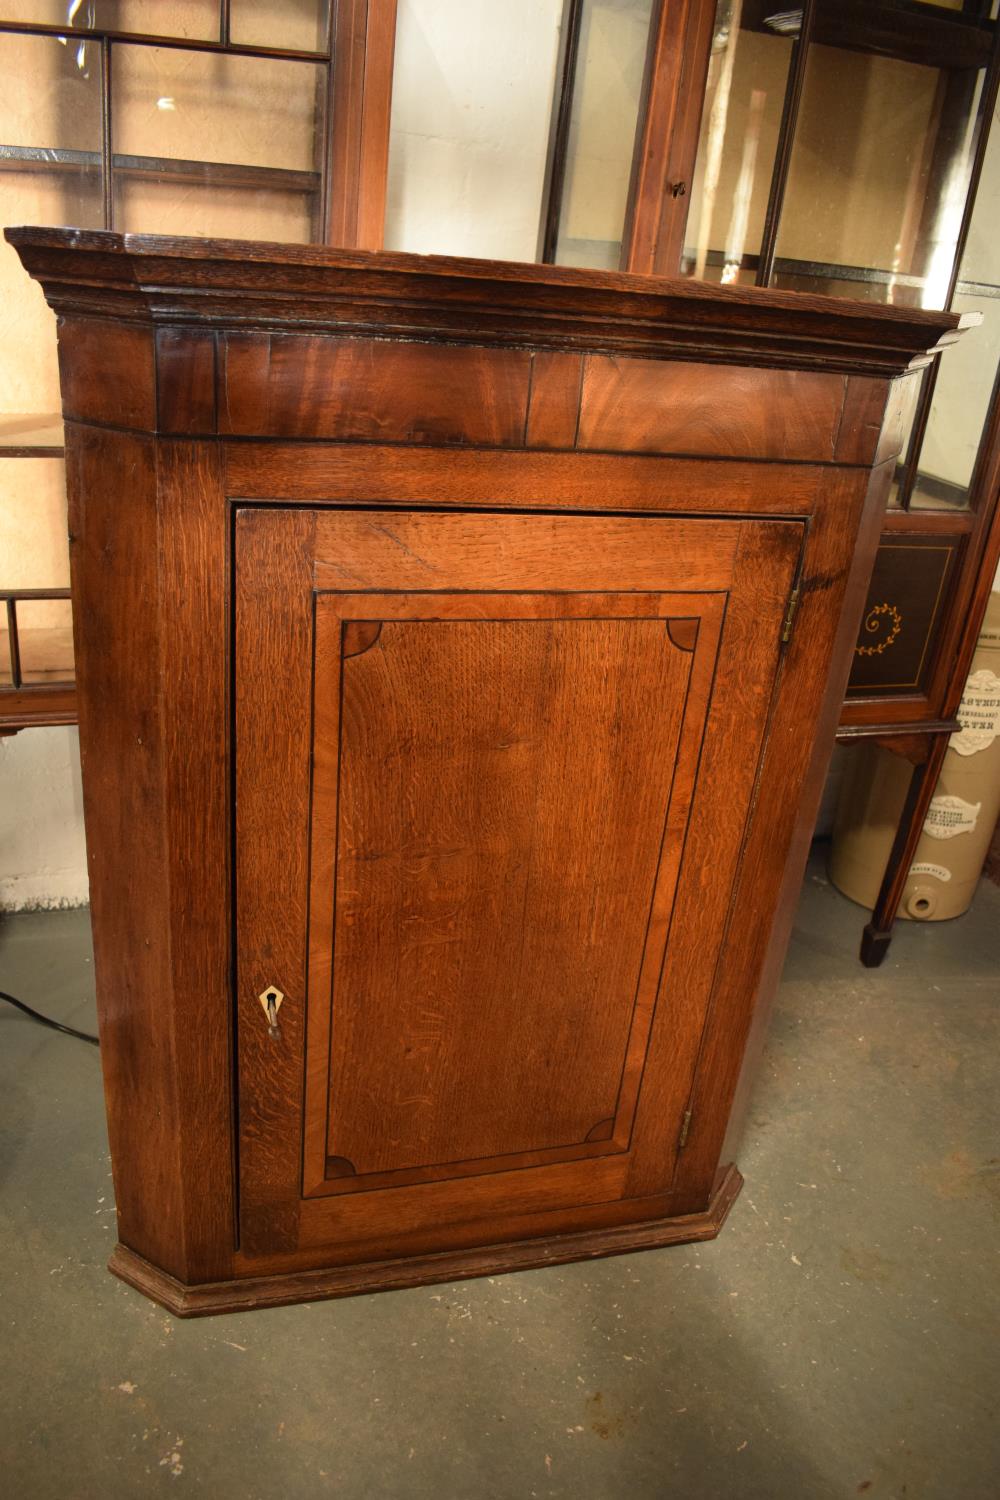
[6,226,970,378]
[108,1165,743,1318]
[835,717,960,744]
[0,689,77,732]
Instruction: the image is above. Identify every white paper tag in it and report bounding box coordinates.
[922,794,981,841]
[951,668,1000,756]
[909,861,952,883]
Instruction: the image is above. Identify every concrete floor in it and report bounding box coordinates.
[0,849,997,1500]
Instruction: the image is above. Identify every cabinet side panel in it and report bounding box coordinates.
[65,425,183,1276]
[65,425,235,1284]
[680,462,891,1203]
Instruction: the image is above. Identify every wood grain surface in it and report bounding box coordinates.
[8,226,975,1311]
[8,226,968,378]
[235,506,800,1265]
[219,334,531,444]
[577,357,847,462]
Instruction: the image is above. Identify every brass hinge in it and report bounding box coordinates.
[678,1109,692,1151]
[781,586,802,645]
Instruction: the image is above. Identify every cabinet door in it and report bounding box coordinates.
[235,507,802,1263]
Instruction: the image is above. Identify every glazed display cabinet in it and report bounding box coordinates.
[0,0,394,732]
[567,0,1000,958]
[8,225,964,1314]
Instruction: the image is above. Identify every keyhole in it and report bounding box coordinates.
[257,984,285,1038]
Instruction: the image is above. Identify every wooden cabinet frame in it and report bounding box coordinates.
[8,225,963,1313]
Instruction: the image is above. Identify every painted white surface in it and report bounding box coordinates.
[0,727,88,909]
[384,0,562,262]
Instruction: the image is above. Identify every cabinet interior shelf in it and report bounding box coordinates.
[682,250,1000,302]
[0,414,65,457]
[0,145,320,197]
[740,0,994,70]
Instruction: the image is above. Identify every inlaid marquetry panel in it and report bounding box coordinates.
[847,533,962,696]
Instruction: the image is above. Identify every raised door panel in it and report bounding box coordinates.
[235,508,802,1263]
[306,593,720,1197]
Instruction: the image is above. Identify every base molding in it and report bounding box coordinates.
[108,1165,743,1318]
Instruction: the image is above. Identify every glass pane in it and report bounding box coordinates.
[0,3,219,39]
[231,0,330,52]
[112,45,325,241]
[887,368,929,509]
[114,46,323,172]
[910,295,998,511]
[681,1,793,281]
[384,0,564,262]
[0,459,70,584]
[774,1,989,309]
[0,31,102,152]
[2,596,74,685]
[115,181,316,241]
[553,0,655,270]
[0,34,104,414]
[769,268,899,304]
[908,81,1000,512]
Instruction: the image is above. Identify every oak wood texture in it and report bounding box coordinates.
[576,357,846,461]
[320,609,696,1174]
[219,335,531,444]
[63,425,234,1284]
[235,507,799,1261]
[5,227,971,1312]
[107,1165,743,1318]
[524,351,583,449]
[712,458,893,1189]
[56,320,156,432]
[224,444,826,514]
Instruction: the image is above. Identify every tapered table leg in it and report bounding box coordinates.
[860,732,950,967]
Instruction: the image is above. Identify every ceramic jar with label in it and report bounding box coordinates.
[831,590,1000,921]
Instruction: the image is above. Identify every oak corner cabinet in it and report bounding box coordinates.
[7,228,967,1317]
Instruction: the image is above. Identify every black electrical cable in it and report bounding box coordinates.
[0,988,99,1046]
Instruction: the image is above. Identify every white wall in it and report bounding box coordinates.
[0,726,88,909]
[383,0,562,262]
